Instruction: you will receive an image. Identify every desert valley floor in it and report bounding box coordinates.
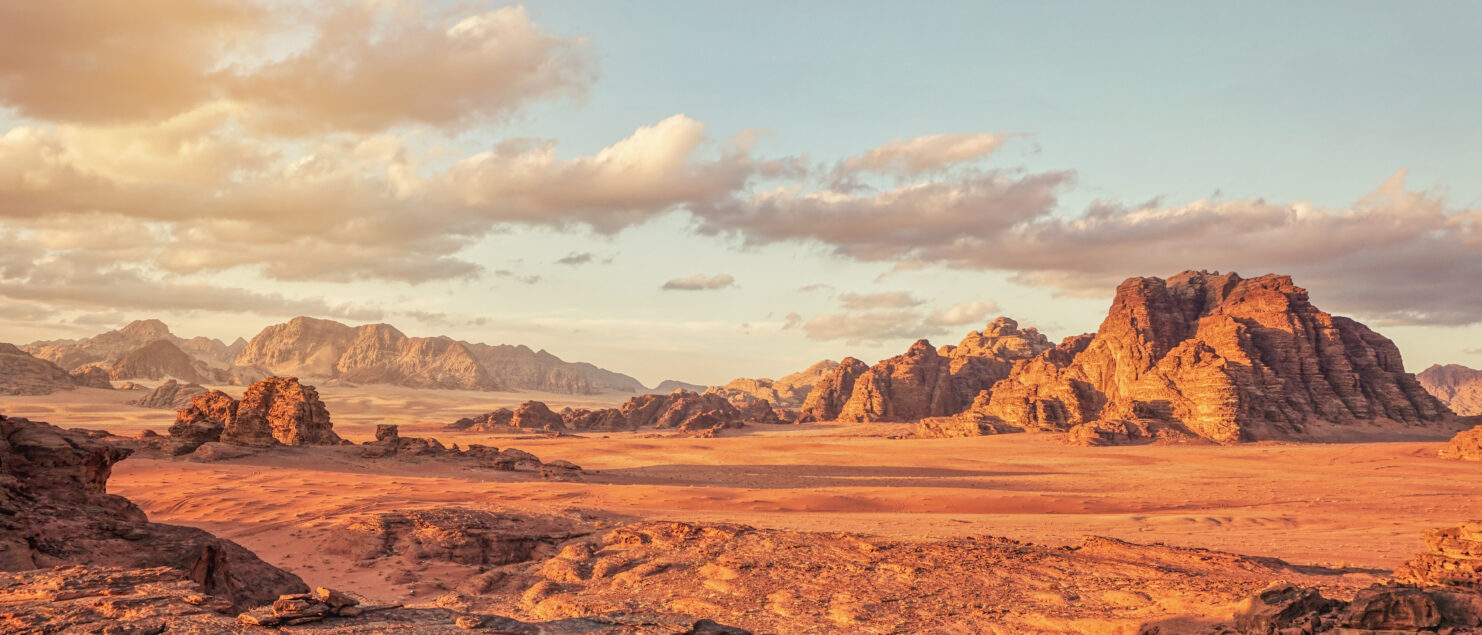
[5,383,1478,614]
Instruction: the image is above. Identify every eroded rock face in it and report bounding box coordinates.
[167,377,340,448]
[0,414,306,609]
[561,407,631,432]
[795,357,869,423]
[127,379,208,410]
[1421,364,1482,416]
[1441,425,1482,461]
[1396,523,1482,589]
[982,271,1453,443]
[0,343,78,396]
[511,401,565,430]
[619,391,748,434]
[837,341,956,423]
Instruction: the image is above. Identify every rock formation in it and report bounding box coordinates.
[127,379,209,409]
[706,360,839,409]
[448,408,514,431]
[618,390,752,434]
[980,271,1453,443]
[0,414,307,609]
[795,357,870,422]
[108,339,224,383]
[0,343,80,396]
[168,376,341,450]
[1395,522,1482,589]
[1441,424,1482,461]
[803,317,1054,424]
[68,365,113,389]
[1420,363,1482,416]
[511,400,565,430]
[234,316,646,394]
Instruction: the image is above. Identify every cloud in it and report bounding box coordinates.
[694,170,1072,261]
[0,2,588,133]
[802,309,929,344]
[556,252,594,266]
[234,4,591,135]
[924,299,1000,326]
[838,291,923,310]
[662,273,736,291]
[0,249,382,321]
[0,0,266,124]
[494,270,541,285]
[840,133,1003,176]
[782,312,803,330]
[797,295,1001,344]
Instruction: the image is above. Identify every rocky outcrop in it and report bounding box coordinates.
[706,360,839,409]
[511,400,565,430]
[127,379,208,409]
[619,390,750,434]
[0,414,306,609]
[795,357,869,423]
[837,341,955,422]
[448,408,514,431]
[561,407,631,431]
[1396,522,1482,589]
[0,343,79,396]
[68,365,113,389]
[1441,425,1482,461]
[168,377,341,450]
[813,317,1054,424]
[108,339,223,383]
[1421,363,1482,416]
[980,271,1454,443]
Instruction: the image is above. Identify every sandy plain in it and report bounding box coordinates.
[2,383,1478,610]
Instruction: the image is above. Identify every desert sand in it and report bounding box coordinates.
[4,383,1478,612]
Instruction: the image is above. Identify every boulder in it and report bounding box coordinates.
[1396,522,1482,589]
[1441,425,1482,461]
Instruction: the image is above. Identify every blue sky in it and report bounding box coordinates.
[1,1,1479,385]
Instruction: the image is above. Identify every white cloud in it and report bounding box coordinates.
[662,273,736,291]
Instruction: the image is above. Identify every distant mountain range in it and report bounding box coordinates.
[18,317,655,395]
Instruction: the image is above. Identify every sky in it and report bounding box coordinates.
[1,1,1480,386]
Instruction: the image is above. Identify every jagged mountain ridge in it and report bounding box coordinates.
[21,317,653,395]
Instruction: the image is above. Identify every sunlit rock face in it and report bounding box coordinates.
[981,270,1452,443]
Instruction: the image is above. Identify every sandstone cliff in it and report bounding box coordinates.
[981,271,1452,443]
[1419,364,1482,416]
[831,316,1054,423]
[796,357,870,422]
